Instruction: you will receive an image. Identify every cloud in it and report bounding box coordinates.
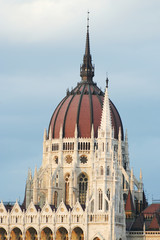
[0,0,160,44]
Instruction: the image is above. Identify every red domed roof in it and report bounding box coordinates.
[48,81,124,140]
[48,27,123,140]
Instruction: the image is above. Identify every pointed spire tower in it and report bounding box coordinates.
[80,12,94,82]
[100,78,112,135]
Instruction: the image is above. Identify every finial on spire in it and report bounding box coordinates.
[87,11,90,31]
[80,13,94,82]
[106,73,109,88]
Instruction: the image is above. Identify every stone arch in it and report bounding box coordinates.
[0,228,7,240]
[71,227,84,240]
[40,227,53,240]
[78,172,88,205]
[10,228,22,240]
[55,227,68,240]
[25,227,38,240]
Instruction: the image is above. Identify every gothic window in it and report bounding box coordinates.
[78,173,88,205]
[105,200,109,211]
[52,143,59,151]
[83,142,85,150]
[98,189,103,210]
[65,173,70,205]
[100,166,103,175]
[107,189,110,200]
[119,202,121,213]
[56,174,58,187]
[102,142,104,152]
[107,142,109,152]
[107,166,110,176]
[39,192,46,208]
[54,191,58,208]
[54,156,58,164]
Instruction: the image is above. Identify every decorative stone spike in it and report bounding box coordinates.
[49,127,52,140]
[43,128,47,141]
[91,124,94,139]
[74,124,78,138]
[100,83,112,135]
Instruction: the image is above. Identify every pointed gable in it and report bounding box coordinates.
[130,214,144,231]
[148,215,160,231]
[56,201,68,214]
[26,201,38,215]
[0,201,7,215]
[11,201,22,215]
[41,202,53,214]
[72,201,84,214]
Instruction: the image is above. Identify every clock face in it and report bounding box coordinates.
[65,155,73,164]
[54,156,58,164]
[80,155,88,164]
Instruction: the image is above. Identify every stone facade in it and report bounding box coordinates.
[0,26,159,240]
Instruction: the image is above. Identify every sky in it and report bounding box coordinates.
[0,0,160,204]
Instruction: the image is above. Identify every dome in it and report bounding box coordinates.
[48,82,123,139]
[48,27,124,140]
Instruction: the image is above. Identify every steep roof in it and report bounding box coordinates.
[125,190,135,213]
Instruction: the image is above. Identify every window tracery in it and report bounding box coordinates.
[78,173,88,205]
[98,189,103,210]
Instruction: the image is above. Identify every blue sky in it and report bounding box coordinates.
[0,0,160,203]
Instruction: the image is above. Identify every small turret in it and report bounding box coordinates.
[49,127,52,140]
[100,78,112,135]
[43,128,47,141]
[74,124,78,138]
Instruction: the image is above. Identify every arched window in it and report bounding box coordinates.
[107,189,110,200]
[56,174,58,187]
[100,166,103,175]
[65,173,70,205]
[107,142,109,152]
[88,142,90,150]
[54,191,58,208]
[98,189,103,210]
[78,173,88,205]
[119,201,121,213]
[107,166,110,176]
[105,200,109,211]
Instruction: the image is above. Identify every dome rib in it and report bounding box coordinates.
[48,96,67,138]
[92,84,103,107]
[63,94,75,138]
[62,85,82,137]
[76,84,86,137]
[88,85,93,128]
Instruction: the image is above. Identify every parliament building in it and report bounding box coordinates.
[0,24,160,240]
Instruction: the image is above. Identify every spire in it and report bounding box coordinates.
[80,12,94,82]
[100,79,112,134]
